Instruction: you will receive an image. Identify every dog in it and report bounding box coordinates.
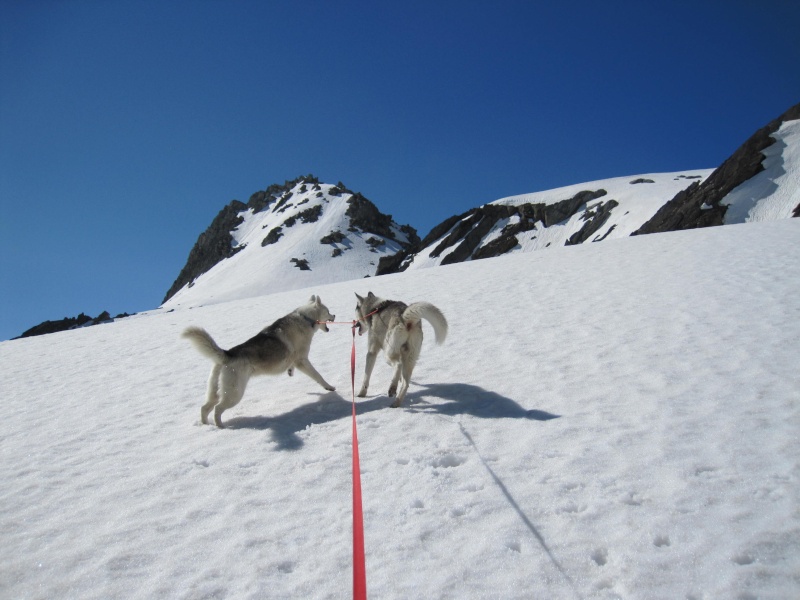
[183,295,336,427]
[354,292,447,407]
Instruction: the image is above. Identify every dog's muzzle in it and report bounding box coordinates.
[354,320,365,336]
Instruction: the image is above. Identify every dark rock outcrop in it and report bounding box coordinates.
[163,200,248,303]
[262,227,283,246]
[345,192,420,246]
[378,189,607,273]
[320,231,347,245]
[15,311,128,339]
[290,258,311,271]
[634,102,800,235]
[565,199,619,246]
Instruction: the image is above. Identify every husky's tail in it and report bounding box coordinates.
[183,327,228,364]
[403,302,448,345]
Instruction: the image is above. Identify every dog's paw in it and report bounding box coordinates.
[287,367,294,377]
[388,385,397,397]
[390,399,402,408]
[357,389,368,398]
[325,385,336,391]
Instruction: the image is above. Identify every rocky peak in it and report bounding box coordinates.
[633,102,800,235]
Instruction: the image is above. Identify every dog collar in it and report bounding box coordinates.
[301,315,318,328]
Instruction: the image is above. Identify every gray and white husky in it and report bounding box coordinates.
[183,295,336,427]
[354,292,448,407]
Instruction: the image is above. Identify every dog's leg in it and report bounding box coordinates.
[358,347,379,397]
[214,366,250,428]
[295,359,336,391]
[200,364,222,424]
[391,355,417,408]
[388,363,402,397]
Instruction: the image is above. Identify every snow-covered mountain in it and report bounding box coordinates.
[163,104,799,310]
[384,103,800,274]
[384,170,714,273]
[162,177,419,310]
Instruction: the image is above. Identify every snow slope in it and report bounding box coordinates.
[2,219,799,599]
[164,182,414,310]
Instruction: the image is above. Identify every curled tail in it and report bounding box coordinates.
[403,302,448,345]
[182,326,228,364]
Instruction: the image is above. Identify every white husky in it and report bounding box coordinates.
[354,292,448,407]
[183,295,336,427]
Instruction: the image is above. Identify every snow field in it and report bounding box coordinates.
[1,219,799,599]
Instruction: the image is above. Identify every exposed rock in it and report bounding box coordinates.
[297,204,323,223]
[378,189,608,273]
[345,192,420,244]
[262,227,283,246]
[543,190,607,226]
[247,190,273,213]
[441,206,513,266]
[376,249,413,275]
[630,178,655,184]
[634,102,800,235]
[593,224,617,242]
[162,200,248,303]
[320,231,347,245]
[290,258,311,271]
[15,310,126,339]
[376,212,468,275]
[472,234,519,260]
[793,203,800,218]
[565,199,619,246]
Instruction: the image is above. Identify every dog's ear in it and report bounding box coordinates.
[355,293,364,303]
[309,295,317,303]
[314,296,322,307]
[367,291,375,299]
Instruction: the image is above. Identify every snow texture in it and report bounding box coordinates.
[2,218,799,599]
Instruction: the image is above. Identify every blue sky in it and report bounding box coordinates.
[1,0,799,341]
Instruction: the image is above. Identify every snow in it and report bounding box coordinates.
[2,218,799,599]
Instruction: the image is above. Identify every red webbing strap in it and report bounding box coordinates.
[351,324,367,600]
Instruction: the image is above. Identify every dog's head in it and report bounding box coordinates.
[354,292,377,336]
[310,295,334,332]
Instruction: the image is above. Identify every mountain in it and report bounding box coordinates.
[163,103,798,305]
[377,170,714,274]
[162,176,419,309]
[13,103,799,337]
[380,102,800,274]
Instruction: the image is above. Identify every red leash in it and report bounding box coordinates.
[350,323,367,600]
[317,312,376,599]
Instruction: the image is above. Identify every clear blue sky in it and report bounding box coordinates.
[2,0,799,341]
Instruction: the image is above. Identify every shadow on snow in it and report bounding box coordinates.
[224,382,559,450]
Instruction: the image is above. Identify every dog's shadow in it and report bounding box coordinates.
[405,383,560,421]
[224,393,386,450]
[225,383,559,450]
